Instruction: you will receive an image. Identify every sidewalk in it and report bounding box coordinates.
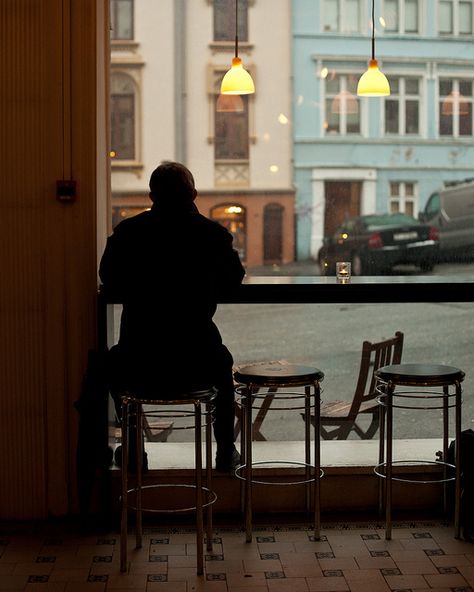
[246,259,319,277]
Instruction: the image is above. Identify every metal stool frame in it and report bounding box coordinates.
[374,365,464,540]
[236,375,323,543]
[120,389,217,575]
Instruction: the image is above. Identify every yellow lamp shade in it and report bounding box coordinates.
[357,59,390,97]
[220,57,255,95]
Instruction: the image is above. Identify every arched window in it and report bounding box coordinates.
[111,73,136,160]
[211,204,247,260]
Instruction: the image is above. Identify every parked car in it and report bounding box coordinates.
[318,213,440,276]
[418,180,474,261]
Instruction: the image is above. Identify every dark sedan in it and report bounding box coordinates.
[318,213,440,276]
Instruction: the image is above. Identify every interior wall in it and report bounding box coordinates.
[0,0,104,518]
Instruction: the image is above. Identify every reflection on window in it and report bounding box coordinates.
[214,0,248,41]
[383,0,419,33]
[439,0,474,35]
[325,74,360,135]
[112,207,148,228]
[439,79,473,137]
[111,73,136,160]
[323,0,361,32]
[389,181,417,216]
[211,204,246,260]
[110,0,134,40]
[215,95,249,160]
[385,77,420,135]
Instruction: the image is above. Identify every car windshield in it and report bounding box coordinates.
[363,213,418,231]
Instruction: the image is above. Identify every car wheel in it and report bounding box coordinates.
[352,253,364,276]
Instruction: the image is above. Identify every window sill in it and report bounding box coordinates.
[111,161,144,172]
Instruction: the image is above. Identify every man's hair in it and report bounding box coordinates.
[149,161,195,202]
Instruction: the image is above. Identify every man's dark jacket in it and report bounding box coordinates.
[99,200,245,393]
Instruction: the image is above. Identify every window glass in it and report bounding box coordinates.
[384,0,399,31]
[214,0,248,41]
[439,1,454,34]
[405,0,418,32]
[405,100,419,134]
[459,1,473,34]
[110,74,135,160]
[385,100,399,134]
[110,0,134,40]
[323,0,339,31]
[215,95,249,160]
[342,0,360,32]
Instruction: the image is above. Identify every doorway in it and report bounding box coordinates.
[324,181,361,237]
[264,203,284,263]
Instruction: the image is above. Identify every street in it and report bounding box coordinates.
[214,260,474,441]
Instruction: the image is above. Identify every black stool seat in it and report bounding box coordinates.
[376,363,465,386]
[235,363,324,386]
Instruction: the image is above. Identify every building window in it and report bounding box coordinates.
[325,74,360,135]
[111,73,136,160]
[110,0,134,40]
[322,0,362,33]
[215,95,249,160]
[389,182,417,216]
[439,0,474,35]
[214,0,248,41]
[439,79,473,137]
[211,204,247,260]
[385,77,420,135]
[383,0,419,33]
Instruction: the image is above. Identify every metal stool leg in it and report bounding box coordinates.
[135,403,143,550]
[378,402,386,517]
[304,386,311,514]
[120,399,129,573]
[454,381,462,539]
[314,381,321,540]
[195,401,204,575]
[443,386,449,516]
[385,381,394,540]
[206,401,213,553]
[245,385,253,543]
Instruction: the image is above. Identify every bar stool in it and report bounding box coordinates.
[374,363,464,540]
[120,388,217,575]
[234,363,324,542]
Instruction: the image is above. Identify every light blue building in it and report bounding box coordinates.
[292,0,474,261]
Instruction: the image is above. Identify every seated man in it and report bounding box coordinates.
[99,161,245,472]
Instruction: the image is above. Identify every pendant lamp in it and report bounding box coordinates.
[357,0,390,97]
[220,0,255,95]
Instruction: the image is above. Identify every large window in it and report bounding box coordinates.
[214,0,248,41]
[110,0,134,40]
[110,73,136,160]
[389,181,417,216]
[322,0,362,33]
[439,79,473,137]
[385,77,421,135]
[439,0,474,35]
[325,74,360,135]
[383,0,419,33]
[215,95,250,160]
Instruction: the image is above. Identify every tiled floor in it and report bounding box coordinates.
[0,521,473,591]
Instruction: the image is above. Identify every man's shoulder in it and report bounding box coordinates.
[114,210,152,233]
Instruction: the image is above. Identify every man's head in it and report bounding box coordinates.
[149,161,197,205]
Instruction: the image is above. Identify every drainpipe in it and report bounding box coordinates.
[174,0,187,163]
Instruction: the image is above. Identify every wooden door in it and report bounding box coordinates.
[264,203,284,263]
[324,181,361,237]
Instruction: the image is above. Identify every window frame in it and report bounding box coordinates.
[110,70,142,168]
[383,76,422,137]
[389,181,418,216]
[438,0,474,36]
[382,0,422,35]
[110,0,134,41]
[323,72,362,137]
[321,0,364,33]
[438,78,474,138]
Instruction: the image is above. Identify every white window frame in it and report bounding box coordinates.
[321,0,364,33]
[438,78,474,138]
[110,69,142,169]
[323,73,362,136]
[389,181,418,216]
[382,0,422,35]
[438,0,474,36]
[383,76,422,136]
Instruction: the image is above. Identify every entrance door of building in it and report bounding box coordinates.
[264,203,283,263]
[324,181,361,237]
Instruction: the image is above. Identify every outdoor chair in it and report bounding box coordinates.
[306,331,404,440]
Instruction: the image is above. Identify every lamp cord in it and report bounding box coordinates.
[371,0,375,60]
[235,0,238,58]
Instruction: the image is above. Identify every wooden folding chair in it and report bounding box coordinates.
[310,331,404,440]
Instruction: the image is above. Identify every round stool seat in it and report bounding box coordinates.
[122,388,217,406]
[376,363,465,386]
[234,363,324,387]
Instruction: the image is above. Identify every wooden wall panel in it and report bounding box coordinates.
[0,0,101,518]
